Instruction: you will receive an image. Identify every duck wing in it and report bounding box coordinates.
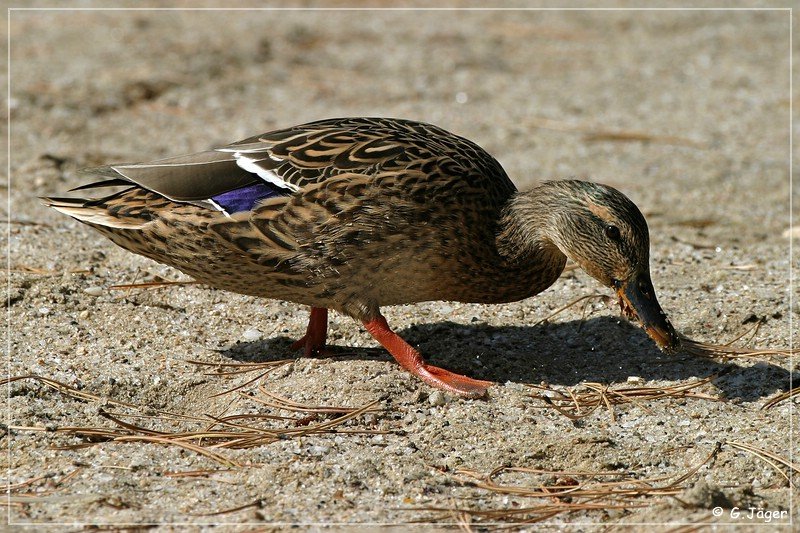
[71,117,515,217]
[216,116,516,193]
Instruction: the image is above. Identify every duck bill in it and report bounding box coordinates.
[616,273,681,354]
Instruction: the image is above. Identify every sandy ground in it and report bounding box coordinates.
[5,5,797,530]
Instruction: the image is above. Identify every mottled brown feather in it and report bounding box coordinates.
[41,118,658,325]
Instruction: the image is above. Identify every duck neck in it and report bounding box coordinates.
[495,188,568,296]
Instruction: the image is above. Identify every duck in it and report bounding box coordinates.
[43,117,680,398]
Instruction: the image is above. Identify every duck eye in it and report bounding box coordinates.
[605,225,621,241]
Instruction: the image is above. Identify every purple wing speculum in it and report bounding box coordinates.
[209,181,293,214]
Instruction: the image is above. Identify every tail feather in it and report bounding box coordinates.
[69,178,132,192]
[41,195,149,229]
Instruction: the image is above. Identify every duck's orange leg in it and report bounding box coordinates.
[363,314,492,398]
[291,307,330,356]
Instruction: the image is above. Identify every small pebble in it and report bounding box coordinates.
[626,376,644,384]
[242,328,262,342]
[83,286,104,297]
[79,310,90,319]
[428,391,448,406]
[271,363,293,379]
[38,307,51,316]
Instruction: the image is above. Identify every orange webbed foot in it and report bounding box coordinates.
[363,314,493,398]
[413,364,493,398]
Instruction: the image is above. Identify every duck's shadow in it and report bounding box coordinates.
[219,316,792,403]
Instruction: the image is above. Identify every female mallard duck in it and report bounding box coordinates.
[44,117,679,398]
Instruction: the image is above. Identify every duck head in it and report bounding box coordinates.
[532,180,681,354]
